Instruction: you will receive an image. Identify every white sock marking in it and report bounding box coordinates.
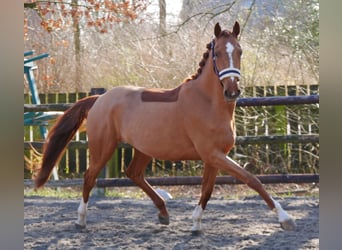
[271,197,291,223]
[76,198,88,226]
[191,205,204,231]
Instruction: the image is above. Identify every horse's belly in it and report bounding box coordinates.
[142,145,201,161]
[148,144,201,161]
[122,125,201,161]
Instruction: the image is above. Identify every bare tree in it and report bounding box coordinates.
[159,0,166,34]
[24,0,318,92]
[72,0,81,91]
[24,0,149,91]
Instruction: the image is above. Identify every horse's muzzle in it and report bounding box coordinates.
[224,89,241,101]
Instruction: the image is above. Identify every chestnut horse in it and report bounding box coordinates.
[35,22,296,232]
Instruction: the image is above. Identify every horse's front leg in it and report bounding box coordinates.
[207,153,296,231]
[192,164,218,232]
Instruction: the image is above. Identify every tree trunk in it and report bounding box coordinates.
[72,0,81,91]
[159,0,166,35]
[180,0,194,22]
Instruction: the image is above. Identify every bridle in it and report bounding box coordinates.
[211,40,241,86]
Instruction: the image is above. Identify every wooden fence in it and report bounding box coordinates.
[24,84,319,180]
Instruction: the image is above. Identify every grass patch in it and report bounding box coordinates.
[24,187,82,199]
[24,186,147,199]
[24,183,319,200]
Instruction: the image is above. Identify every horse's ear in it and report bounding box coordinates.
[232,21,240,38]
[214,23,221,38]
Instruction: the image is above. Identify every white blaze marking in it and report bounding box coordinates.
[226,42,235,81]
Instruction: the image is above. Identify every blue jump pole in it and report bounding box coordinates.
[237,95,319,107]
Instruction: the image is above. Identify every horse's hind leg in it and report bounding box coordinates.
[125,149,170,225]
[75,134,117,228]
[192,164,218,232]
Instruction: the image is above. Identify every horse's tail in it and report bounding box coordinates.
[34,95,99,188]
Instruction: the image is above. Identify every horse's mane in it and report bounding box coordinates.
[183,42,211,83]
[183,30,232,83]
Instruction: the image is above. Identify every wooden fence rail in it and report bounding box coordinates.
[24,85,319,180]
[24,95,319,112]
[24,174,319,188]
[24,134,319,151]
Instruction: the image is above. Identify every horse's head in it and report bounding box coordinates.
[211,22,242,102]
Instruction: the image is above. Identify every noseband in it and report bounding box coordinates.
[211,40,241,85]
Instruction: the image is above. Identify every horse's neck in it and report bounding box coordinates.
[190,60,236,116]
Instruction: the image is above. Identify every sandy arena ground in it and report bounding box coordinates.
[24,185,318,250]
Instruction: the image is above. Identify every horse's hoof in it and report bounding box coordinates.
[158,214,170,225]
[75,222,86,229]
[191,230,203,236]
[280,218,296,231]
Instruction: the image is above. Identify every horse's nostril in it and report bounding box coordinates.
[232,89,241,98]
[236,89,241,97]
[224,89,241,100]
[224,90,234,99]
